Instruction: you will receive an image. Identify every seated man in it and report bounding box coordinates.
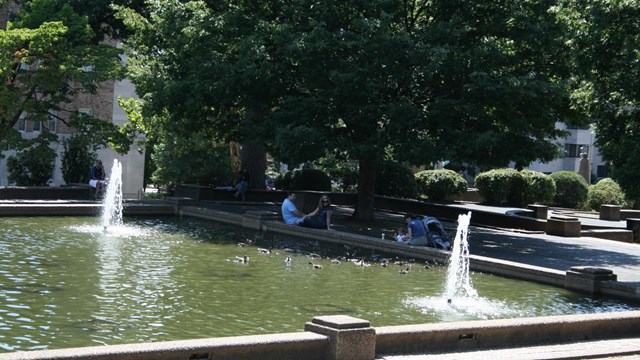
[281,192,306,225]
[89,159,106,196]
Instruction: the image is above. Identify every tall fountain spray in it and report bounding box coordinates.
[445,211,477,303]
[101,159,123,231]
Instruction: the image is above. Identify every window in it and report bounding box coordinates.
[564,144,589,158]
[17,113,26,131]
[597,164,610,178]
[47,111,57,133]
[33,120,41,132]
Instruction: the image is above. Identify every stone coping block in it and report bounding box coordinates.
[527,204,548,219]
[600,204,621,221]
[546,215,581,237]
[305,315,376,360]
[566,266,617,295]
[627,218,640,243]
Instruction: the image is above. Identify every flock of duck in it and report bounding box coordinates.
[231,239,432,275]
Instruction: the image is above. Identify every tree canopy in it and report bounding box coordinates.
[1,0,134,156]
[119,0,578,219]
[554,0,640,205]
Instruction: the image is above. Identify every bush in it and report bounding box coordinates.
[587,178,627,210]
[61,134,95,184]
[291,168,332,191]
[274,171,294,191]
[475,169,522,205]
[415,169,467,201]
[520,170,556,205]
[375,161,418,199]
[7,133,57,186]
[550,171,589,208]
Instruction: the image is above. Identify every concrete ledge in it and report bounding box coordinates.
[527,204,548,219]
[2,312,639,360]
[375,311,640,356]
[600,204,621,221]
[581,229,634,242]
[546,215,581,237]
[566,266,617,294]
[627,218,640,243]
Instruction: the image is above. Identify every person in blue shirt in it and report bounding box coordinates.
[281,192,306,225]
[302,195,334,230]
[89,159,106,196]
[399,213,427,246]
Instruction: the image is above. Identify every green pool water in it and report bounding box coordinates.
[1,216,638,353]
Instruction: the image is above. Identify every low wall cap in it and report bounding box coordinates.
[569,266,614,275]
[311,315,371,329]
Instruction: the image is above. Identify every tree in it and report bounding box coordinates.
[117,0,576,220]
[553,0,640,206]
[1,0,133,161]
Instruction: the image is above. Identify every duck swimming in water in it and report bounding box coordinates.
[308,262,322,269]
[399,267,410,275]
[257,248,271,254]
[235,256,249,264]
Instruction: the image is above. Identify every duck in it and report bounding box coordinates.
[235,255,249,264]
[380,262,388,268]
[308,262,322,269]
[399,267,410,275]
[309,253,322,259]
[355,259,371,267]
[237,242,248,247]
[331,258,341,264]
[285,256,292,265]
[258,248,271,254]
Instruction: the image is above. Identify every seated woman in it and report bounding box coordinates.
[399,213,427,246]
[302,195,333,230]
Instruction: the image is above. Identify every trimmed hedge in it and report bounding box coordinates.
[475,169,555,206]
[415,169,467,201]
[587,178,627,210]
[375,161,418,199]
[275,168,332,191]
[520,170,556,205]
[550,171,588,209]
[475,169,523,205]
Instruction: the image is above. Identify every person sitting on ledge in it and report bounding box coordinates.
[399,213,428,246]
[281,192,306,225]
[302,195,334,230]
[89,159,106,197]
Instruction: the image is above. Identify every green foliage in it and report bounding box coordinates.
[587,178,627,211]
[375,161,418,199]
[0,0,132,154]
[275,168,332,192]
[116,0,575,220]
[7,132,57,186]
[475,169,520,205]
[151,138,232,188]
[415,169,468,201]
[317,156,358,192]
[61,134,95,184]
[520,170,556,205]
[291,168,332,192]
[554,0,640,206]
[550,171,589,209]
[274,171,294,191]
[476,169,555,206]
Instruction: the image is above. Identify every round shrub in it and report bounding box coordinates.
[475,169,523,205]
[375,161,418,199]
[274,171,294,190]
[521,170,556,205]
[587,178,627,211]
[290,168,332,191]
[415,169,468,201]
[550,171,588,208]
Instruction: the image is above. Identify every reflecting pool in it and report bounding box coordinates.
[1,216,638,353]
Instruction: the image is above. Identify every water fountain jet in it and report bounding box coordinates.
[445,211,477,304]
[101,159,123,232]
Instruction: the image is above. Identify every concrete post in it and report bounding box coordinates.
[600,205,621,221]
[566,266,617,294]
[305,315,376,360]
[527,204,548,219]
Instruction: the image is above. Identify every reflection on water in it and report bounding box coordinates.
[0,216,638,353]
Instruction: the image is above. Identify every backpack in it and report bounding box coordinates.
[422,216,451,250]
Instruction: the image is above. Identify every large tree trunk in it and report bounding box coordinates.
[352,158,376,222]
[240,144,266,190]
